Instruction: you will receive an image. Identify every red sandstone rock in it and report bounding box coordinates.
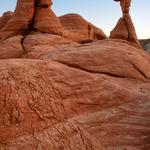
[0,0,35,40]
[0,39,150,149]
[22,32,76,53]
[0,0,106,43]
[110,15,142,49]
[0,0,149,149]
[0,35,24,59]
[0,11,13,30]
[24,39,150,80]
[59,13,107,42]
[34,0,64,35]
[110,1,142,49]
[114,0,131,14]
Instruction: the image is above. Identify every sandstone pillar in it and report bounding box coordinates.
[0,0,35,40]
[34,0,64,35]
[110,0,142,49]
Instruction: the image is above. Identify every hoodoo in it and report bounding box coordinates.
[0,0,35,40]
[0,0,106,42]
[34,0,64,35]
[0,11,13,30]
[0,1,149,149]
[110,0,142,48]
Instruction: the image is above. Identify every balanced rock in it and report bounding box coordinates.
[110,15,142,48]
[34,0,64,35]
[0,0,106,43]
[0,11,13,30]
[110,0,142,49]
[109,17,128,40]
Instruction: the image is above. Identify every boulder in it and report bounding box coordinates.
[0,0,106,43]
[109,17,128,40]
[0,0,149,149]
[110,14,142,49]
[59,13,107,42]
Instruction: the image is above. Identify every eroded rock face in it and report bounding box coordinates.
[59,14,107,42]
[0,38,150,149]
[114,0,131,14]
[22,32,76,53]
[0,11,13,30]
[0,0,35,40]
[0,35,24,59]
[110,15,142,49]
[111,0,142,49]
[24,39,150,80]
[34,0,64,35]
[0,0,106,43]
[0,0,149,149]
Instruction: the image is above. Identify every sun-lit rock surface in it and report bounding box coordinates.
[0,35,24,59]
[110,0,142,49]
[0,0,149,149]
[59,13,107,42]
[0,0,35,40]
[34,0,64,35]
[0,0,106,42]
[110,15,142,49]
[0,11,13,30]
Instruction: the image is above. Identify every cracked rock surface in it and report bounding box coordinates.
[0,35,150,149]
[0,0,150,149]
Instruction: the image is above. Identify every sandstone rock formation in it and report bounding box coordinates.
[0,0,106,42]
[110,0,142,49]
[0,0,149,149]
[34,0,64,35]
[0,39,150,149]
[59,14,107,42]
[0,11,13,30]
[0,35,24,59]
[114,0,131,15]
[0,0,35,40]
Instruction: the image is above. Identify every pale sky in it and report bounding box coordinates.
[0,0,150,39]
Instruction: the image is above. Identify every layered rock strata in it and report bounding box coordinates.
[110,0,142,49]
[0,39,150,149]
[0,0,35,40]
[0,0,106,42]
[0,1,149,149]
[34,0,64,35]
[0,11,13,30]
[59,14,107,42]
